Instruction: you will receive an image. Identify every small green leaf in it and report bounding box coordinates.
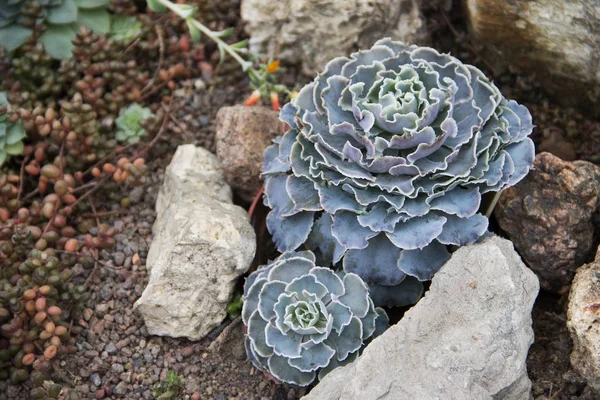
[109,15,143,42]
[4,141,24,155]
[230,39,248,49]
[39,23,77,59]
[147,0,167,13]
[0,24,32,52]
[0,93,7,107]
[73,0,110,8]
[46,0,78,24]
[77,8,110,33]
[213,28,233,38]
[0,151,7,167]
[6,122,26,145]
[186,20,201,42]
[171,4,195,19]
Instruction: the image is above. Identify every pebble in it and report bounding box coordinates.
[90,373,102,387]
[105,343,118,355]
[113,251,126,266]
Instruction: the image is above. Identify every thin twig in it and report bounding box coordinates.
[70,175,111,209]
[81,210,131,218]
[248,186,264,219]
[22,188,38,201]
[17,156,29,202]
[138,81,168,102]
[141,25,165,95]
[88,196,101,228]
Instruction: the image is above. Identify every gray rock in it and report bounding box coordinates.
[241,0,435,75]
[465,0,600,117]
[567,248,600,391]
[135,145,256,341]
[303,235,539,400]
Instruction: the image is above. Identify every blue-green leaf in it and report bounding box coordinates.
[0,25,32,52]
[46,0,78,24]
[39,23,77,59]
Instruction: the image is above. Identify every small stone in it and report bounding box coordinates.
[104,343,118,355]
[114,382,128,395]
[96,389,105,399]
[129,187,144,204]
[112,251,125,267]
[83,308,94,321]
[215,105,281,202]
[132,253,141,266]
[191,393,201,400]
[181,346,194,358]
[112,363,125,374]
[90,373,102,387]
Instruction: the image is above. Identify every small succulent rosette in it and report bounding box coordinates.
[115,103,153,144]
[242,251,388,386]
[262,38,535,305]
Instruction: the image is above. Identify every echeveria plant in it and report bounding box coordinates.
[262,39,535,303]
[242,251,388,386]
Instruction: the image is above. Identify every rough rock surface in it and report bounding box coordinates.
[465,0,600,116]
[241,0,434,75]
[135,145,256,340]
[568,248,600,391]
[495,152,600,292]
[215,105,281,202]
[303,235,539,400]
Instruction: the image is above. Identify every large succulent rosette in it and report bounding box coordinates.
[262,38,535,302]
[242,251,388,386]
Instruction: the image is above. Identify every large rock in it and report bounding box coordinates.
[303,235,539,400]
[568,248,600,391]
[135,145,256,340]
[465,0,600,116]
[241,0,438,76]
[215,106,281,203]
[494,152,600,292]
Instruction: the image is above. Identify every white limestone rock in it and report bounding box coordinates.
[135,145,256,340]
[303,235,539,400]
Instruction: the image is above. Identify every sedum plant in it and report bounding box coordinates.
[262,39,535,305]
[115,103,154,144]
[0,0,112,59]
[242,251,388,386]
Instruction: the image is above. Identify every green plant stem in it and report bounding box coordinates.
[154,0,251,70]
